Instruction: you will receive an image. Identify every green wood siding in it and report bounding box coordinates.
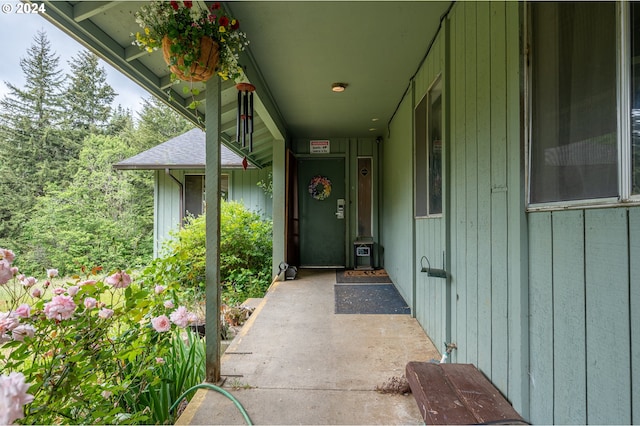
[413,15,447,353]
[381,96,415,307]
[632,209,640,426]
[382,1,526,412]
[229,167,273,217]
[446,2,525,411]
[528,207,639,424]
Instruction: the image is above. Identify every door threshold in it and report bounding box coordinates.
[299,265,345,269]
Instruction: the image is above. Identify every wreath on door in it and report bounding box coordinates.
[308,175,332,200]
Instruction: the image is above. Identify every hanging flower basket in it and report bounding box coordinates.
[162,35,219,82]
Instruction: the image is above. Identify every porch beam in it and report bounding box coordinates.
[205,76,222,383]
[73,1,118,22]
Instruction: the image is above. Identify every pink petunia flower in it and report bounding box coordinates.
[105,271,132,289]
[151,315,171,332]
[170,306,191,328]
[0,372,34,425]
[98,308,114,319]
[44,295,77,321]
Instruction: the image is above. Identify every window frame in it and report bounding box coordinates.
[526,1,640,211]
[414,74,444,218]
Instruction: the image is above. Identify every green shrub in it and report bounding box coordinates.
[141,200,272,306]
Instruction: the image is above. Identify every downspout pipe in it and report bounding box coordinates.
[166,168,184,225]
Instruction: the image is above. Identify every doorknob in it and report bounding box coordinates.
[335,198,345,219]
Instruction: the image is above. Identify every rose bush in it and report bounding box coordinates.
[0,248,204,424]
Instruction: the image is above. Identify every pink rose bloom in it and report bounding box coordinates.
[53,287,66,295]
[31,288,42,298]
[170,306,191,328]
[0,260,13,285]
[0,248,15,263]
[151,315,171,332]
[43,280,50,288]
[46,268,58,278]
[0,312,19,333]
[14,304,30,318]
[0,333,10,344]
[156,357,165,364]
[10,266,18,275]
[105,271,132,289]
[79,279,97,286]
[154,285,165,294]
[17,274,25,281]
[67,286,79,296]
[84,297,97,309]
[44,295,76,320]
[21,277,37,288]
[98,308,114,319]
[0,372,34,425]
[11,324,35,342]
[164,300,175,309]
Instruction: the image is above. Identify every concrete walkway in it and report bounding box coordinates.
[176,269,440,425]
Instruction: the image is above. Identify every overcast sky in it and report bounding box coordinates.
[0,1,150,116]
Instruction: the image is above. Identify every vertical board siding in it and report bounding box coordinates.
[452,2,468,363]
[464,1,479,368]
[528,212,554,425]
[631,209,640,426]
[475,0,493,378]
[488,1,509,395]
[552,211,586,424]
[413,14,446,353]
[529,207,638,424]
[629,209,640,424]
[444,0,523,409]
[229,168,272,218]
[381,95,415,306]
[585,209,631,424]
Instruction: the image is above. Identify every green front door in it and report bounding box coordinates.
[298,158,346,267]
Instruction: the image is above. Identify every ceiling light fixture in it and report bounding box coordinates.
[331,82,347,92]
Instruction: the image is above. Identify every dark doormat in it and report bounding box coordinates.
[335,284,411,314]
[336,269,393,284]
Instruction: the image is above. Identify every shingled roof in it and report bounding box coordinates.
[113,128,250,170]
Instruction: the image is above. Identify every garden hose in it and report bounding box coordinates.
[170,383,253,425]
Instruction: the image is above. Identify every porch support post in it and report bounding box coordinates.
[205,76,222,383]
[272,138,285,277]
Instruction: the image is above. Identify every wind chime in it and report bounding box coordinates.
[236,82,256,156]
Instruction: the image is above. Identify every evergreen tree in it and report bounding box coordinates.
[134,97,193,151]
[64,50,116,135]
[0,30,68,246]
[107,105,134,136]
[19,134,154,275]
